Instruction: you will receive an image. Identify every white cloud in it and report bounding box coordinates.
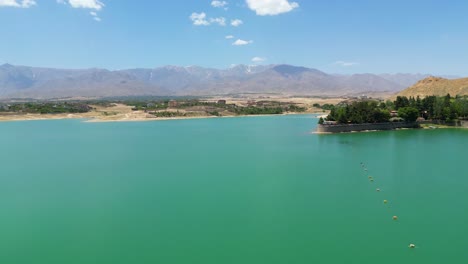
[231,19,243,27]
[333,61,359,67]
[233,39,253,46]
[190,12,210,26]
[210,17,226,26]
[20,0,34,7]
[246,0,299,16]
[89,10,101,21]
[211,1,228,8]
[225,35,234,39]
[190,12,226,26]
[58,0,104,20]
[65,0,104,10]
[0,0,36,8]
[252,57,266,63]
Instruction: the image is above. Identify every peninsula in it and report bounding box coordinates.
[317,94,468,133]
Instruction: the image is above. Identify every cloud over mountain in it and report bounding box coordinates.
[252,57,266,63]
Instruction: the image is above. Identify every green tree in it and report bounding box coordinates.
[372,109,391,123]
[336,107,348,123]
[395,96,410,110]
[398,107,419,122]
[385,100,395,110]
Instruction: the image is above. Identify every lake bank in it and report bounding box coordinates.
[316,120,468,134]
[0,109,320,123]
[0,97,336,123]
[316,122,421,133]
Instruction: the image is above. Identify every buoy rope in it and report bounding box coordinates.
[360,162,415,249]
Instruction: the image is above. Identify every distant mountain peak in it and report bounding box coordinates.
[416,76,446,84]
[1,63,14,68]
[272,64,311,75]
[226,64,271,75]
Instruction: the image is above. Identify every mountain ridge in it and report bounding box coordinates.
[0,63,460,99]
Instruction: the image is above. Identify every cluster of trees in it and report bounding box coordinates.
[234,106,284,115]
[127,99,305,116]
[325,101,391,124]
[390,95,468,121]
[149,111,186,118]
[321,94,468,124]
[178,100,227,108]
[208,111,221,116]
[0,98,306,117]
[129,101,168,111]
[0,102,91,114]
[313,103,334,110]
[129,100,232,111]
[286,105,307,112]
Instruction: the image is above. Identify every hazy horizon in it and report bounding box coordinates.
[1,0,468,76]
[0,62,462,78]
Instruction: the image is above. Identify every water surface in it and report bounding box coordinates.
[0,116,466,264]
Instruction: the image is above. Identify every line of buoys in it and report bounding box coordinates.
[360,162,415,249]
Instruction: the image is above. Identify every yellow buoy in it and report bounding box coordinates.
[383,200,388,204]
[409,244,415,248]
[393,216,398,220]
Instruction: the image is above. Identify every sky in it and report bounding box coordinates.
[1,0,467,75]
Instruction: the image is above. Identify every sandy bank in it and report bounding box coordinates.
[0,97,336,123]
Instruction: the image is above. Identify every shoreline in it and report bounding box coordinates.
[0,97,338,123]
[316,122,420,134]
[312,122,468,135]
[0,112,321,123]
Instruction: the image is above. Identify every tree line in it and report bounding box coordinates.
[320,94,468,124]
[390,94,468,121]
[0,102,91,114]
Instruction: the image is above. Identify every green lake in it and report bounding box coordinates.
[0,115,467,264]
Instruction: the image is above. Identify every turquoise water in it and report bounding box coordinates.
[0,115,466,264]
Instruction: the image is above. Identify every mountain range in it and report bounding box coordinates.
[0,63,457,99]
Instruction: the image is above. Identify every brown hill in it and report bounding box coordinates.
[398,76,468,97]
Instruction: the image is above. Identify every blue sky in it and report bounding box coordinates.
[1,0,467,75]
